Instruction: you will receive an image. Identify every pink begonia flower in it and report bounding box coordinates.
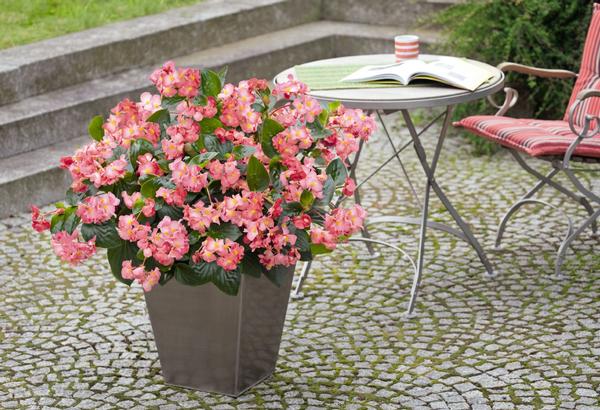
[310,227,338,250]
[169,159,208,192]
[183,202,220,233]
[161,138,184,160]
[193,237,245,271]
[271,74,309,99]
[139,216,189,266]
[292,95,322,123]
[31,205,51,232]
[117,214,151,242]
[137,153,163,177]
[342,177,357,197]
[121,192,155,217]
[150,61,200,98]
[156,186,187,207]
[51,230,96,265]
[138,92,162,115]
[122,260,161,292]
[292,214,312,230]
[324,205,367,238]
[76,192,120,224]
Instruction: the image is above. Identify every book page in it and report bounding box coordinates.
[413,57,494,91]
[341,60,430,84]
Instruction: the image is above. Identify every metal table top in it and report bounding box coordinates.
[274,54,505,110]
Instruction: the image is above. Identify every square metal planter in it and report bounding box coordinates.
[144,266,295,396]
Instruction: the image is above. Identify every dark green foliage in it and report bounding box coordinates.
[432,0,592,155]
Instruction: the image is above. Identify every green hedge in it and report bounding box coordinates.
[432,0,593,154]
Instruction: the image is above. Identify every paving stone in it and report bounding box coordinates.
[0,112,598,407]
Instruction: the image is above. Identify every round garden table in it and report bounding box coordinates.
[274,54,505,314]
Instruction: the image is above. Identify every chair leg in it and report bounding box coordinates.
[555,208,600,277]
[495,168,559,248]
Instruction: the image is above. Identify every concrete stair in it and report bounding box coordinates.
[0,0,453,218]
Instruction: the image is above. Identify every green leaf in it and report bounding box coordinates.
[129,138,155,166]
[50,212,65,234]
[314,176,334,207]
[146,108,170,124]
[232,145,256,160]
[300,190,315,209]
[199,117,223,134]
[310,243,333,256]
[207,222,242,241]
[318,109,329,127]
[161,95,185,109]
[202,134,232,158]
[81,221,121,248]
[307,118,333,139]
[156,203,183,220]
[328,101,341,112]
[326,158,348,186]
[140,177,162,198]
[217,66,228,89]
[175,261,241,295]
[189,151,219,167]
[106,241,138,285]
[263,268,287,287]
[238,251,262,278]
[175,263,212,286]
[62,208,80,234]
[282,201,303,216]
[213,268,241,295]
[260,118,284,158]
[201,69,222,98]
[295,229,310,252]
[247,156,270,192]
[88,115,104,142]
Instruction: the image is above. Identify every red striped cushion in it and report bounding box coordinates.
[454,115,600,158]
[564,3,600,126]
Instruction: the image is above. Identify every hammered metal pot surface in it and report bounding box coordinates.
[144,266,295,396]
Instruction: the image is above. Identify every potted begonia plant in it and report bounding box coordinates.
[31,62,376,395]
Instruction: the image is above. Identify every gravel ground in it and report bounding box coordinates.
[1,112,598,409]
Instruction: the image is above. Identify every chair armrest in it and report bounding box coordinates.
[488,63,578,116]
[564,88,600,167]
[497,62,578,79]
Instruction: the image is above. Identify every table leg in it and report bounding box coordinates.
[401,108,495,280]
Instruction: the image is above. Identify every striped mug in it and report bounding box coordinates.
[395,35,419,62]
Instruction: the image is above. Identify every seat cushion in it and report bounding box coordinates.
[454,115,600,158]
[564,3,600,127]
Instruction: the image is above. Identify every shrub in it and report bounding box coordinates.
[432,0,593,155]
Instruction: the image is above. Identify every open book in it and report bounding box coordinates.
[340,56,494,91]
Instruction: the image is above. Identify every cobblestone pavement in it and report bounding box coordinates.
[1,112,599,409]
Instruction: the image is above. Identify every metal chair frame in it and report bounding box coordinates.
[486,64,600,276]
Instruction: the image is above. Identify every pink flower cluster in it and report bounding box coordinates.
[193,237,245,271]
[311,205,367,250]
[60,142,128,192]
[34,62,378,294]
[122,261,161,292]
[150,61,201,98]
[76,192,120,224]
[218,79,267,133]
[31,205,52,232]
[51,230,96,265]
[103,98,162,147]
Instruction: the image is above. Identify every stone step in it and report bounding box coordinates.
[0,20,441,160]
[0,0,320,107]
[0,136,88,218]
[0,21,441,218]
[322,0,457,27]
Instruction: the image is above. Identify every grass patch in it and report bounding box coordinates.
[0,0,203,50]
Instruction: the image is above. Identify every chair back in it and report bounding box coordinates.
[565,3,600,127]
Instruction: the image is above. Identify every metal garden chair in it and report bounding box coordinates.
[454,3,600,276]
